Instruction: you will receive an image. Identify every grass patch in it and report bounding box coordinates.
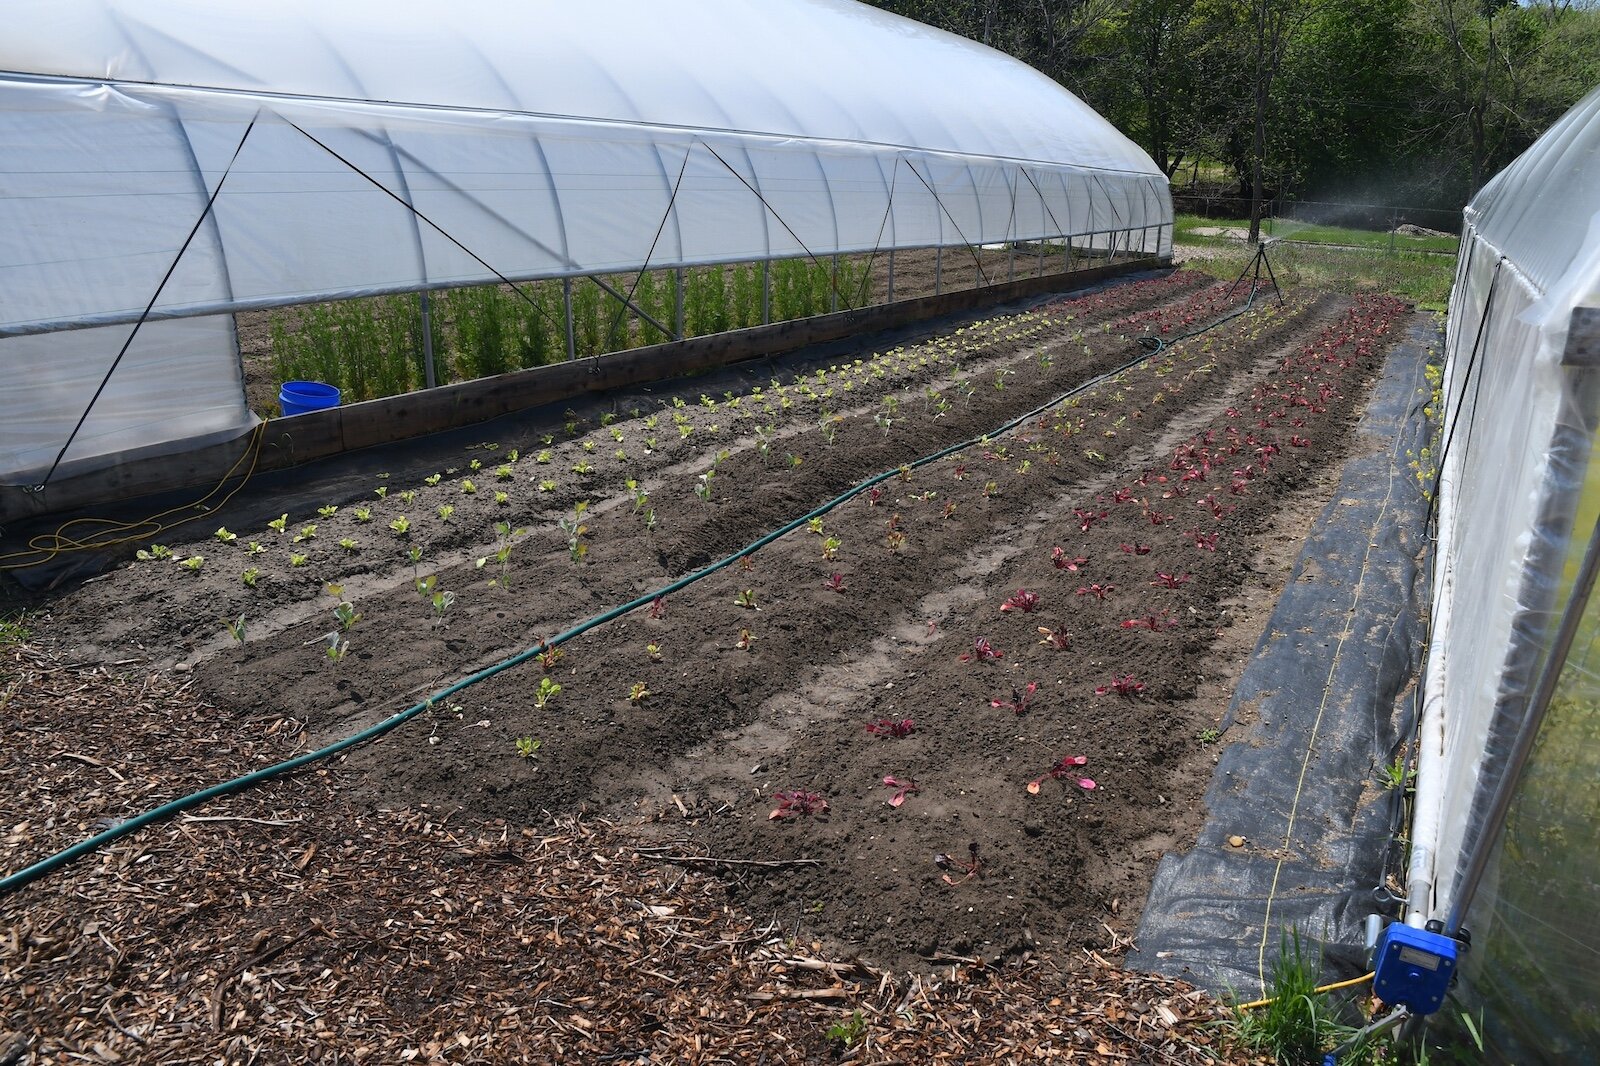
[1227,930,1361,1064]
[1174,213,1458,255]
[1176,239,1456,311]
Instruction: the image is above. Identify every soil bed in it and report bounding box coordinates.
[7,270,1411,979]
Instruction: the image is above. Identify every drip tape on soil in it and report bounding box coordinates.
[1130,314,1440,998]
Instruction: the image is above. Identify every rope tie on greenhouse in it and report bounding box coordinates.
[33,115,260,495]
[608,144,694,343]
[902,159,991,287]
[0,272,1262,898]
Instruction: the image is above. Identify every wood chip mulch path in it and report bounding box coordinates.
[1,640,1255,1064]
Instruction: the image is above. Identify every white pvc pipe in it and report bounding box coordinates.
[1407,320,1467,929]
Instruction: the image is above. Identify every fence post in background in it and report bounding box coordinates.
[419,291,437,388]
[761,259,771,325]
[1390,207,1398,255]
[1008,241,1016,283]
[830,253,839,313]
[674,267,686,338]
[887,247,896,303]
[562,278,575,361]
[935,245,943,296]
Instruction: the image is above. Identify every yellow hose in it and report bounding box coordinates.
[1236,971,1374,1011]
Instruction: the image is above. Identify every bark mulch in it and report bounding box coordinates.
[1,639,1253,1064]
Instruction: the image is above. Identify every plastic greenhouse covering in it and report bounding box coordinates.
[1417,82,1600,1058]
[0,0,1171,485]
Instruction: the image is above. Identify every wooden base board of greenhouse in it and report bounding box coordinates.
[4,256,1166,527]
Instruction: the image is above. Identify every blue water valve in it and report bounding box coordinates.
[1372,922,1459,1014]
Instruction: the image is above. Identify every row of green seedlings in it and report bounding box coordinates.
[145,280,1220,615]
[269,258,869,406]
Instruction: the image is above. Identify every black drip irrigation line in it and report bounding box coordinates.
[0,272,1264,897]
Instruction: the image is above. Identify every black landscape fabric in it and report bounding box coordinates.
[1132,314,1439,998]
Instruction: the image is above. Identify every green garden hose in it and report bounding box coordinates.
[0,278,1262,897]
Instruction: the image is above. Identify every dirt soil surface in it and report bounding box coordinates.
[3,268,1410,1061]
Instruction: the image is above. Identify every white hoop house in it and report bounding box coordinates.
[0,0,1170,485]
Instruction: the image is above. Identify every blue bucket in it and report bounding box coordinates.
[278,380,341,417]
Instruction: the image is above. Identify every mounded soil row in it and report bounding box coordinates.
[12,271,1410,971]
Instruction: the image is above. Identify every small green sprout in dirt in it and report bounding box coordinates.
[389,515,411,536]
[644,508,658,534]
[807,517,824,535]
[136,544,173,561]
[332,601,361,632]
[289,552,309,567]
[376,472,390,480]
[407,546,423,567]
[477,522,526,587]
[534,676,561,709]
[897,463,911,482]
[317,505,338,519]
[397,489,417,504]
[734,588,759,610]
[695,469,715,504]
[625,479,649,513]
[241,567,262,588]
[644,436,658,452]
[353,507,372,523]
[645,641,662,662]
[825,1009,867,1050]
[425,473,443,486]
[538,479,557,493]
[1199,727,1223,744]
[494,490,509,506]
[293,523,317,543]
[581,440,595,454]
[735,627,756,651]
[601,412,618,428]
[460,479,477,495]
[819,413,842,445]
[437,504,455,522]
[214,526,237,544]
[628,681,651,705]
[536,449,553,464]
[245,541,266,555]
[326,635,349,663]
[515,736,542,760]
[786,453,803,469]
[558,502,590,563]
[494,463,514,481]
[375,486,389,499]
[983,480,1000,499]
[540,434,555,446]
[267,514,289,534]
[430,588,456,628]
[821,536,841,561]
[468,458,482,471]
[338,537,358,553]
[506,449,520,463]
[223,615,246,643]
[572,460,594,475]
[677,423,694,440]
[179,555,205,573]
[416,574,437,598]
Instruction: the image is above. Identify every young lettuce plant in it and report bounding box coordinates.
[881,775,918,807]
[934,843,982,886]
[999,589,1040,614]
[1027,755,1096,794]
[864,717,914,738]
[534,676,561,709]
[990,682,1038,716]
[768,790,829,820]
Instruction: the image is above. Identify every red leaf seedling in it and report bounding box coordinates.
[1037,626,1072,650]
[959,637,1004,663]
[769,790,829,820]
[1187,529,1220,551]
[881,775,919,807]
[1120,543,1152,555]
[990,681,1038,715]
[1120,614,1179,631]
[1075,583,1115,601]
[1095,675,1147,698]
[999,589,1041,613]
[1051,547,1088,571]
[1289,435,1312,447]
[823,572,847,593]
[1073,507,1109,532]
[1027,755,1097,795]
[865,718,915,738]
[933,842,983,885]
[1151,572,1192,589]
[650,595,668,619]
